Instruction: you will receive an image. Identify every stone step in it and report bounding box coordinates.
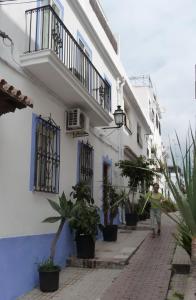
[67,256,128,269]
[118,220,151,232]
[172,245,191,274]
[67,230,149,270]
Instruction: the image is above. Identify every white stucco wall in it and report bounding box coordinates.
[131,85,163,159]
[0,59,123,238]
[0,0,152,239]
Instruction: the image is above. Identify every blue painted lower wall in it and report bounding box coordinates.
[0,223,74,300]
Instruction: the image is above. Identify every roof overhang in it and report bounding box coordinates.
[0,78,33,116]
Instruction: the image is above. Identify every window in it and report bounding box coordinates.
[32,115,60,193]
[156,114,159,129]
[78,38,91,91]
[137,123,143,147]
[78,141,94,193]
[149,108,155,123]
[104,79,111,112]
[159,122,161,135]
[40,0,64,54]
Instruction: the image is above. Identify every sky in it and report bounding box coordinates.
[101,0,196,152]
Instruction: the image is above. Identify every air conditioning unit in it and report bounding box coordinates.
[66,108,89,136]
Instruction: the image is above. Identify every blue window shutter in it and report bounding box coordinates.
[56,128,61,193]
[29,113,38,191]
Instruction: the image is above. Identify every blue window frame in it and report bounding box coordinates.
[77,141,94,194]
[30,113,60,193]
[104,75,112,112]
[77,31,92,60]
[76,31,92,92]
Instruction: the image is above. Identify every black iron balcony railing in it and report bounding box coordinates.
[25,5,111,112]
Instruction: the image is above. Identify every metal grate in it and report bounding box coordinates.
[78,141,94,193]
[67,109,80,128]
[34,116,60,193]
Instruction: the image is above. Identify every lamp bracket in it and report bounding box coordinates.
[102,125,122,130]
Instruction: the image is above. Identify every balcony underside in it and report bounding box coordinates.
[20,49,112,127]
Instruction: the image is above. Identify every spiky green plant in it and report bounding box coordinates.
[159,128,196,257]
[42,192,73,262]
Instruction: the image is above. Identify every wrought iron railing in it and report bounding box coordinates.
[25,5,111,112]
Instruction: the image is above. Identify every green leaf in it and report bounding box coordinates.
[42,216,62,223]
[47,199,62,216]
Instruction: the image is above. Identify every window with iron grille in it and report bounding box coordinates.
[104,80,111,112]
[137,123,143,148]
[156,114,159,129]
[159,121,161,135]
[78,141,94,193]
[34,115,60,193]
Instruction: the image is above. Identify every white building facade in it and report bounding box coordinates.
[130,75,164,189]
[0,1,153,299]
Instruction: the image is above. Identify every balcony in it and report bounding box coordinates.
[20,5,112,126]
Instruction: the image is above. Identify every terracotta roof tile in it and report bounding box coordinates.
[0,78,33,115]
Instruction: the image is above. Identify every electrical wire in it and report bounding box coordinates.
[0,0,21,2]
[0,0,43,5]
[1,31,20,67]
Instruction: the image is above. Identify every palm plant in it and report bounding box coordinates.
[68,182,100,239]
[42,192,73,263]
[160,129,196,260]
[116,156,155,212]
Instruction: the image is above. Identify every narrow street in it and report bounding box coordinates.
[19,215,178,300]
[101,215,176,300]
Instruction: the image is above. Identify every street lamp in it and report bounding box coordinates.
[102,105,125,129]
[113,105,125,128]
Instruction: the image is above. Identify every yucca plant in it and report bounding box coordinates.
[160,128,196,260]
[42,192,73,262]
[39,192,73,292]
[174,221,192,256]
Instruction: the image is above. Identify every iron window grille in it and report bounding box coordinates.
[34,115,60,193]
[78,141,94,193]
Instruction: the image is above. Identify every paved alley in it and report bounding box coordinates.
[101,215,176,300]
[19,216,176,300]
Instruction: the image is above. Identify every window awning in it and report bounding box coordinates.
[0,78,33,116]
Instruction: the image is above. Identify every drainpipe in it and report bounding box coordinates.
[116,77,125,107]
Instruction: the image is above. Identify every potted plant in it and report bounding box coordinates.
[99,179,119,241]
[116,156,155,226]
[69,182,100,259]
[38,192,73,292]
